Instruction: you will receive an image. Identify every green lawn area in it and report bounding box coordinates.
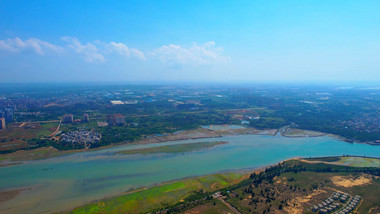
[197,173,239,190]
[36,122,59,137]
[70,180,198,214]
[304,156,341,162]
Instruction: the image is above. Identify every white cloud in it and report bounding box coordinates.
[106,42,145,60]
[0,37,228,66]
[61,37,105,63]
[61,37,145,62]
[152,41,230,65]
[0,37,62,55]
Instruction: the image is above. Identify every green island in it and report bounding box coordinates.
[117,141,228,155]
[67,156,380,214]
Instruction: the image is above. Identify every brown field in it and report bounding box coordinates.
[331,174,373,187]
[181,199,233,214]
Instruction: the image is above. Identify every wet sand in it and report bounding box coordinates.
[0,188,29,203]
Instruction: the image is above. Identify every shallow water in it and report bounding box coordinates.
[1,134,379,213]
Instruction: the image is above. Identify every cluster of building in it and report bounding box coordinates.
[336,192,349,202]
[60,130,101,148]
[313,201,340,213]
[312,192,361,214]
[62,114,90,124]
[338,113,380,134]
[0,98,47,109]
[212,191,222,198]
[337,195,361,214]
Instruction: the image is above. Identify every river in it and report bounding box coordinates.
[1,134,379,213]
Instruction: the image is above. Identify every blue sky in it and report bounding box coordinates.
[0,0,380,83]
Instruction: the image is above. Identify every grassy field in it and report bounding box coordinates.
[70,180,198,214]
[303,156,380,167]
[36,122,59,137]
[336,156,380,167]
[0,122,59,152]
[117,141,228,155]
[196,172,245,191]
[303,156,341,162]
[68,172,248,214]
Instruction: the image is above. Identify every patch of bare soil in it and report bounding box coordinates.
[331,174,372,187]
[283,128,325,137]
[213,128,277,136]
[0,188,30,203]
[283,190,327,214]
[158,128,221,142]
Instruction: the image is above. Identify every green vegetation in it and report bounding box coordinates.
[154,158,380,214]
[70,181,195,214]
[117,141,227,155]
[99,112,237,146]
[0,122,60,154]
[221,159,380,214]
[68,158,380,214]
[304,156,380,167]
[68,172,247,214]
[177,199,232,214]
[3,84,380,154]
[336,156,380,167]
[36,122,58,137]
[248,117,287,129]
[304,156,341,162]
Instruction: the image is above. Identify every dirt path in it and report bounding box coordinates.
[218,198,241,214]
[49,121,61,137]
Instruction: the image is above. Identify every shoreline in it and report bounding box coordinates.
[1,155,379,213]
[0,126,378,166]
[59,155,380,214]
[58,166,260,214]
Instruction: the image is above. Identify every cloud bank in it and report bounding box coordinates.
[0,37,62,55]
[152,41,230,65]
[0,37,229,66]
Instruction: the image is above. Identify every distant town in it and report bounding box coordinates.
[1,84,380,153]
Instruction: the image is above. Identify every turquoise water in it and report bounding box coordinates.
[0,134,379,213]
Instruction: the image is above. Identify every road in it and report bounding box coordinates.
[49,121,61,137]
[218,198,241,214]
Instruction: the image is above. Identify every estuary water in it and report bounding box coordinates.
[1,134,379,213]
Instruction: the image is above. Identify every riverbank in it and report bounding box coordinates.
[0,125,377,166]
[65,168,253,214]
[1,139,379,214]
[0,127,257,164]
[65,156,380,214]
